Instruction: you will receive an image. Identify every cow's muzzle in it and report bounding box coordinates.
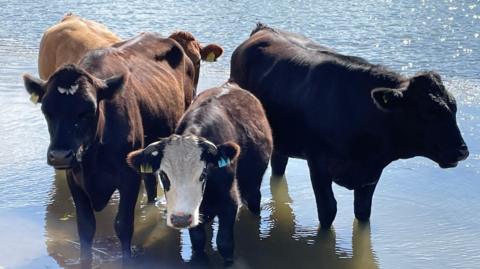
[170,213,193,229]
[437,144,469,168]
[47,149,75,169]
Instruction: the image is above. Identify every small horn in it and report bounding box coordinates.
[199,138,217,155]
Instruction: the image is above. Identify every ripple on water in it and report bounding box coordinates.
[0,1,479,268]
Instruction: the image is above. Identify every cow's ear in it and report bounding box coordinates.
[23,73,46,104]
[200,44,224,62]
[127,149,145,173]
[127,140,166,173]
[97,74,125,101]
[371,88,405,111]
[214,142,240,168]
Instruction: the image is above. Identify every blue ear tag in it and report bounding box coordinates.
[218,157,231,168]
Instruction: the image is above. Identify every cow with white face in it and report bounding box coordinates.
[127,83,273,265]
[129,135,239,228]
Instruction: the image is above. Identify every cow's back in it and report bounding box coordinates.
[230,27,399,158]
[231,28,328,156]
[79,32,194,149]
[177,84,272,154]
[38,14,120,80]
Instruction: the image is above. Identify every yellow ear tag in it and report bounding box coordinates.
[140,163,153,173]
[205,52,216,62]
[145,164,153,173]
[30,93,39,104]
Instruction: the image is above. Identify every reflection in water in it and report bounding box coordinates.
[45,173,377,269]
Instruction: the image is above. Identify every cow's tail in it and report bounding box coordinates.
[250,22,273,36]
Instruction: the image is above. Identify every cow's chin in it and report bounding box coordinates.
[432,156,459,168]
[52,161,79,170]
[48,158,80,170]
[425,154,460,169]
[438,161,458,169]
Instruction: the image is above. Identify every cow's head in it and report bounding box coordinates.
[168,31,223,87]
[23,64,125,169]
[127,135,240,229]
[372,71,469,168]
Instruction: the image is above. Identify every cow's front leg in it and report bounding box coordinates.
[216,201,237,266]
[143,173,157,203]
[115,177,140,261]
[189,222,208,263]
[354,183,377,222]
[271,150,289,177]
[307,157,337,229]
[67,173,95,262]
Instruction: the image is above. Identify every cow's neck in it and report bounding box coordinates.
[357,66,410,161]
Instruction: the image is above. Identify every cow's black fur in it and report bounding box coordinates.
[230,24,469,229]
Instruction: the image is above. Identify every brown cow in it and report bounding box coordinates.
[38,13,121,80]
[23,31,223,263]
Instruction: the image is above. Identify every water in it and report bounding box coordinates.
[0,0,479,268]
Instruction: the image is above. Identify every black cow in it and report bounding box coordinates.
[23,31,223,261]
[127,83,273,265]
[230,24,469,229]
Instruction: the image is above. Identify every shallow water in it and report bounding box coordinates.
[0,0,479,268]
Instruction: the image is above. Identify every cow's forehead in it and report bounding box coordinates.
[161,137,205,176]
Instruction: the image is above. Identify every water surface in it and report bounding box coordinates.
[0,1,479,268]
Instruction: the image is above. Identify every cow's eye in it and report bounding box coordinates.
[159,171,171,191]
[199,168,207,182]
[422,108,445,122]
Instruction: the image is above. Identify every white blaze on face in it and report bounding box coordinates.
[159,137,206,228]
[57,84,79,95]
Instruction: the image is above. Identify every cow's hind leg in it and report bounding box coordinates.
[307,157,337,229]
[143,174,157,203]
[354,183,377,222]
[67,174,96,262]
[115,175,141,261]
[237,153,269,214]
[271,150,288,177]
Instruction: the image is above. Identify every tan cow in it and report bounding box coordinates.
[38,13,121,80]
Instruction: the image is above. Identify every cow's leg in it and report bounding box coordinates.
[354,183,377,222]
[307,157,337,229]
[271,150,289,177]
[143,174,157,203]
[189,222,208,262]
[115,177,141,261]
[236,154,269,214]
[67,174,95,262]
[216,201,237,266]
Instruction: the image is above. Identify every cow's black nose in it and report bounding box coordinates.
[47,150,74,168]
[170,213,193,228]
[457,144,469,161]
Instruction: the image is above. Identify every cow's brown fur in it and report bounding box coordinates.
[23,30,224,260]
[38,13,121,80]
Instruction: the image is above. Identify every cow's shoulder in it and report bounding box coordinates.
[114,32,185,67]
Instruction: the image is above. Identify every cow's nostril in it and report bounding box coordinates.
[458,147,469,160]
[48,150,74,162]
[171,213,193,227]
